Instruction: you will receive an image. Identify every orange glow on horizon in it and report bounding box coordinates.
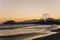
[0,17,40,22]
[0,16,60,23]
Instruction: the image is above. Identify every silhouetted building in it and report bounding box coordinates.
[3,20,16,25]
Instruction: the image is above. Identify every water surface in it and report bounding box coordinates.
[0,24,59,40]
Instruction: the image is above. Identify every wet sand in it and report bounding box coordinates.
[34,28,60,40]
[0,32,57,40]
[0,33,46,40]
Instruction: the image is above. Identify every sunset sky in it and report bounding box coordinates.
[0,0,60,22]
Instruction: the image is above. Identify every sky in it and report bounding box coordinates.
[0,0,60,22]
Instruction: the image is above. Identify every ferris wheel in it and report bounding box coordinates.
[42,13,50,19]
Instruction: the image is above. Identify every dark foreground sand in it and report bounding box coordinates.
[0,28,59,40]
[33,29,60,40]
[0,33,47,40]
